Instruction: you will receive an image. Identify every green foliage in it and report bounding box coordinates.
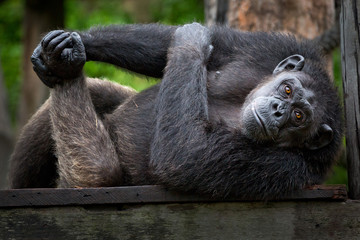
[325,48,347,185]
[150,0,205,24]
[326,164,348,185]
[333,48,343,100]
[0,0,23,123]
[65,0,134,30]
[84,62,158,91]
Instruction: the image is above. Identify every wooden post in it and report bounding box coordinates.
[340,0,360,199]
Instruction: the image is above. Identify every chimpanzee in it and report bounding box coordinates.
[9,23,343,199]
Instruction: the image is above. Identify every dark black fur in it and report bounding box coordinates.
[9,24,342,199]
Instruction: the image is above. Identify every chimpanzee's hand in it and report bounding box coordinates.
[31,30,86,88]
[173,23,213,61]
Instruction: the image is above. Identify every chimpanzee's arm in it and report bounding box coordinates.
[9,78,134,188]
[32,31,124,187]
[150,23,214,191]
[78,24,177,78]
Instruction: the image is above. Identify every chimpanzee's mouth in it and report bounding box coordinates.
[251,105,269,137]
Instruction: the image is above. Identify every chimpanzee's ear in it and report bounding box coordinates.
[304,124,334,150]
[273,54,305,74]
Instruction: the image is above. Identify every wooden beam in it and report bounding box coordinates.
[1,200,360,239]
[0,185,347,208]
[340,0,360,199]
[0,185,354,239]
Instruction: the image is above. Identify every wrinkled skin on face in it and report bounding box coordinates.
[239,55,333,150]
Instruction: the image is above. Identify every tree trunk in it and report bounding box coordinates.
[204,0,229,26]
[227,0,335,39]
[0,59,13,189]
[18,0,64,131]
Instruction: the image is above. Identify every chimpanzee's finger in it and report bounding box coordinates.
[30,44,42,61]
[30,44,47,73]
[53,37,72,57]
[46,32,71,52]
[70,32,85,55]
[41,30,65,49]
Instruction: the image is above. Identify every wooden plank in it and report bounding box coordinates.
[0,185,347,208]
[0,201,360,239]
[341,0,360,199]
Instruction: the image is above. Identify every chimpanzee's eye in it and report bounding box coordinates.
[292,109,306,125]
[284,85,292,95]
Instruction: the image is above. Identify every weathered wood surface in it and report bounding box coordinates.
[0,185,347,208]
[0,185,355,239]
[341,0,360,199]
[1,200,360,239]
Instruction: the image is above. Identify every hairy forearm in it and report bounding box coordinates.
[78,24,177,78]
[51,76,122,187]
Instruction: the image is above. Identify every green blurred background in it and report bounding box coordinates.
[0,0,346,185]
